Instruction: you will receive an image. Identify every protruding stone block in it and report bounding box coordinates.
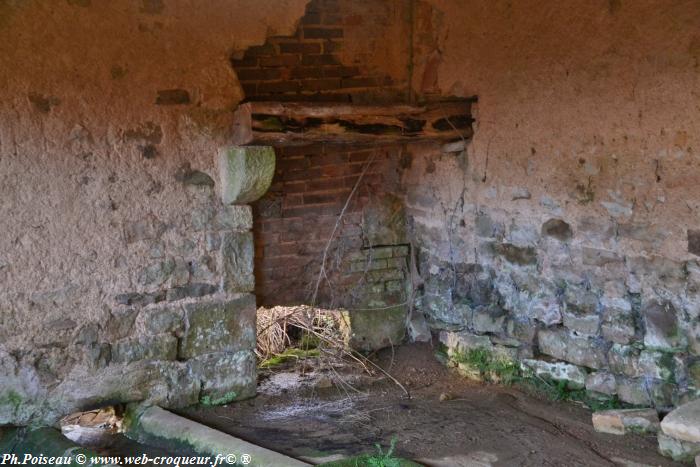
[592,408,660,435]
[218,146,275,204]
[538,328,606,369]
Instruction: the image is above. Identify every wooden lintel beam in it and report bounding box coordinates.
[232,100,474,145]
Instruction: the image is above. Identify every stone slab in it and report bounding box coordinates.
[127,405,310,467]
[592,408,660,435]
[661,399,700,443]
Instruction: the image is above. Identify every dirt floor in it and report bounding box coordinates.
[180,343,681,467]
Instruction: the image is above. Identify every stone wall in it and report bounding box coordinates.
[0,0,307,425]
[402,0,700,409]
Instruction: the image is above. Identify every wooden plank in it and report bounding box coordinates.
[232,100,474,145]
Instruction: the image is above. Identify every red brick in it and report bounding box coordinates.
[301,78,342,91]
[323,41,342,53]
[303,27,343,39]
[283,193,304,207]
[308,151,348,167]
[259,55,301,67]
[306,177,345,191]
[236,68,282,81]
[321,163,364,178]
[281,203,341,218]
[322,66,360,78]
[277,157,310,171]
[301,54,340,66]
[341,77,382,88]
[279,42,322,54]
[230,56,258,67]
[304,190,349,204]
[282,167,322,182]
[257,80,301,94]
[244,44,277,57]
[290,66,325,79]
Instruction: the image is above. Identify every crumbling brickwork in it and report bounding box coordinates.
[231,0,407,103]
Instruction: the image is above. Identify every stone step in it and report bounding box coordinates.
[592,408,660,435]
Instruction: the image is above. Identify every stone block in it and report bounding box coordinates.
[689,230,700,257]
[521,359,587,389]
[218,146,276,204]
[220,231,255,293]
[585,371,617,395]
[562,287,600,336]
[340,306,407,352]
[111,334,177,364]
[642,299,682,350]
[213,205,253,231]
[506,318,538,344]
[137,258,175,287]
[178,295,256,359]
[581,247,623,267]
[138,304,184,336]
[166,283,217,302]
[493,242,537,265]
[538,328,606,369]
[608,345,675,380]
[189,350,257,404]
[592,408,660,435]
[661,399,700,443]
[658,432,700,463]
[527,298,562,326]
[541,218,573,241]
[439,330,492,356]
[616,376,676,407]
[472,304,508,334]
[407,311,431,343]
[601,301,635,345]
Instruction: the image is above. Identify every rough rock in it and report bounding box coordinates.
[218,146,276,204]
[661,399,700,443]
[642,300,682,350]
[178,295,256,359]
[522,359,587,389]
[585,372,617,395]
[220,231,255,293]
[189,350,257,404]
[538,328,606,369]
[592,408,660,435]
[658,432,700,463]
[439,330,493,356]
[340,306,407,351]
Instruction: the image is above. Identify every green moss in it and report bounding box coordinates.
[0,390,23,412]
[200,391,238,406]
[319,438,421,467]
[447,347,626,410]
[259,347,321,369]
[451,347,520,385]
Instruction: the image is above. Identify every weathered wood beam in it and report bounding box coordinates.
[232,100,474,145]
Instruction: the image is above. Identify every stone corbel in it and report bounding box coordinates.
[217,146,276,205]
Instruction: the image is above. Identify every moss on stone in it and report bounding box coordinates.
[200,391,238,406]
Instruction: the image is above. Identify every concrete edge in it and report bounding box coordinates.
[124,405,310,467]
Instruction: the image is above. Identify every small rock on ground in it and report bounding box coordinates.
[592,408,660,435]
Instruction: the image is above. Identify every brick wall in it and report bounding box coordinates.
[230,0,405,103]
[253,144,407,307]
